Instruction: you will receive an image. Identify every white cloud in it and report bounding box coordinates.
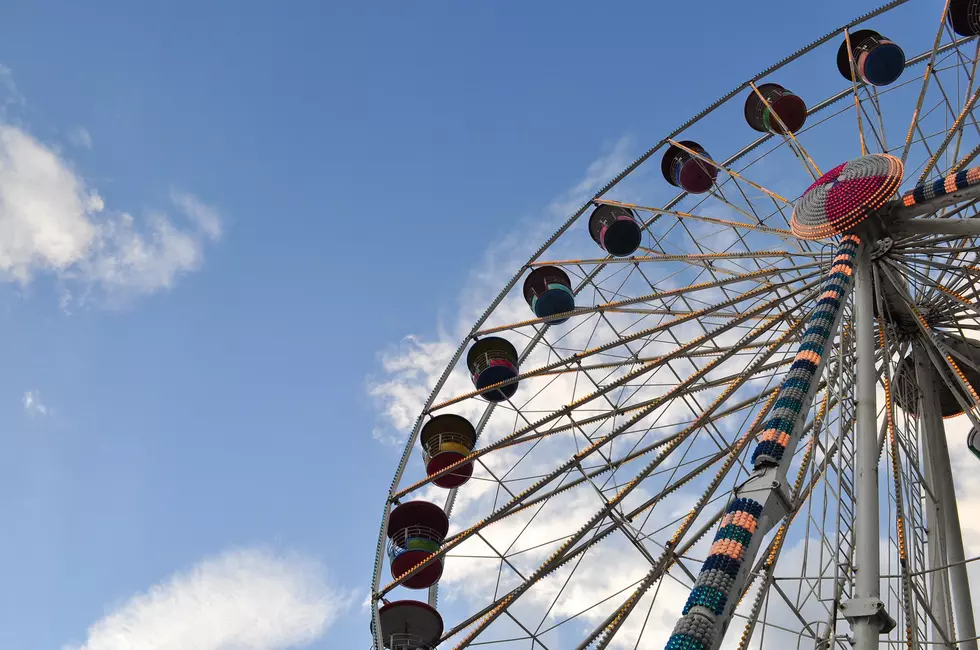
[0,124,221,300]
[548,136,633,218]
[0,64,24,106]
[22,390,47,416]
[170,189,222,241]
[0,125,98,281]
[0,66,221,303]
[69,127,93,149]
[64,547,352,650]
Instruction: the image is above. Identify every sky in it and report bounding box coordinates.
[0,1,964,649]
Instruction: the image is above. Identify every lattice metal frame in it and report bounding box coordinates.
[370,3,980,649]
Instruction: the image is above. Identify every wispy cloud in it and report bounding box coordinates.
[22,390,47,416]
[0,121,220,300]
[547,136,633,218]
[170,189,222,241]
[0,65,221,304]
[63,547,352,650]
[0,64,24,107]
[69,127,93,149]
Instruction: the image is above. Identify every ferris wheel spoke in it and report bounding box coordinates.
[442,292,820,648]
[627,384,840,527]
[534,574,646,638]
[748,81,823,178]
[873,265,923,646]
[435,275,820,415]
[706,182,793,240]
[878,261,980,429]
[892,123,973,156]
[885,256,980,318]
[592,356,857,650]
[916,86,980,184]
[628,316,829,529]
[644,217,781,286]
[953,41,980,162]
[486,358,790,459]
[866,86,891,152]
[389,326,809,589]
[528,250,806,268]
[596,380,781,474]
[706,181,808,264]
[843,29,871,156]
[472,262,816,339]
[933,245,980,294]
[666,139,794,208]
[579,392,848,648]
[900,259,980,296]
[497,391,781,525]
[943,20,980,102]
[423,285,814,514]
[590,281,795,459]
[857,88,889,153]
[950,140,980,175]
[899,0,952,163]
[925,63,980,169]
[594,198,796,241]
[935,332,980,375]
[893,232,980,250]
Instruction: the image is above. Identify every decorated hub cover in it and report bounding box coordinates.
[790,153,903,240]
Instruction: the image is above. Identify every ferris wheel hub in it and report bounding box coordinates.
[791,154,904,240]
[869,236,892,260]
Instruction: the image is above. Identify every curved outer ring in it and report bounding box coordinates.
[369,2,963,646]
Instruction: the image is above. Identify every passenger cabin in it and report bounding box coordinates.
[377,600,444,650]
[523,266,575,323]
[467,337,520,402]
[837,29,905,87]
[386,501,450,589]
[588,204,642,256]
[969,427,980,462]
[420,414,476,489]
[744,83,807,134]
[949,0,980,36]
[662,141,718,194]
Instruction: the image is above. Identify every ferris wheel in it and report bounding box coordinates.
[369,1,980,649]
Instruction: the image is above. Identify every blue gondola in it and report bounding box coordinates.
[588,204,642,257]
[523,266,575,324]
[837,29,905,87]
[467,337,519,402]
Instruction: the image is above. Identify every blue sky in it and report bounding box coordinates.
[0,1,947,648]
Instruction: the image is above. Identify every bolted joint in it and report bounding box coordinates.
[840,597,896,634]
[735,467,793,530]
[870,236,893,260]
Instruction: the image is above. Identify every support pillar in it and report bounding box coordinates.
[921,415,954,648]
[849,243,885,650]
[916,344,978,650]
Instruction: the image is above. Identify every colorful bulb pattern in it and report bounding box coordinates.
[752,235,858,467]
[901,166,980,208]
[665,235,860,650]
[791,154,903,240]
